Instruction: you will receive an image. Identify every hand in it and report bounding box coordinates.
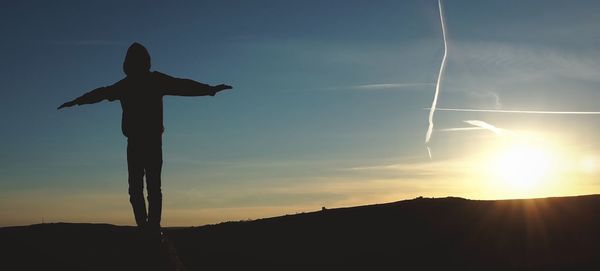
[58,100,77,110]
[210,84,233,96]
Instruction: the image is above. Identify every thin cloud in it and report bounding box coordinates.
[327,83,434,91]
[437,120,513,135]
[463,120,513,135]
[341,158,474,180]
[437,41,600,115]
[438,127,486,132]
[435,108,600,115]
[48,40,127,46]
[352,83,434,90]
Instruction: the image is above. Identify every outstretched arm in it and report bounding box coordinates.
[58,83,121,110]
[157,72,232,97]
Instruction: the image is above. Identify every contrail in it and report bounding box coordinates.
[425,0,448,159]
[463,120,513,135]
[438,127,486,132]
[438,120,513,136]
[434,108,600,115]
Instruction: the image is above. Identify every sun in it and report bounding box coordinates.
[482,140,560,198]
[468,134,598,199]
[493,145,551,190]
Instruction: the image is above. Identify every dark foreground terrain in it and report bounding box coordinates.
[2,195,600,270]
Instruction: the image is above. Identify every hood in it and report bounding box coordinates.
[123,42,151,76]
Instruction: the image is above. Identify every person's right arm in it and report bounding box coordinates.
[58,81,122,110]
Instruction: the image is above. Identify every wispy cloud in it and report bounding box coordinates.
[341,158,475,181]
[435,41,600,114]
[48,40,127,46]
[438,119,513,136]
[438,127,486,132]
[327,82,434,91]
[435,108,600,115]
[466,90,502,108]
[463,120,513,135]
[449,41,600,83]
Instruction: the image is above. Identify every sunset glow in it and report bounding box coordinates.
[2,1,600,227]
[488,143,555,193]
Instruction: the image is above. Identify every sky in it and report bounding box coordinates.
[1,0,600,227]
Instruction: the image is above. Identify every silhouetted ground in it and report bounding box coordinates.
[2,195,600,270]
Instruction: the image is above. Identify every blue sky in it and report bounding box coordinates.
[2,0,600,226]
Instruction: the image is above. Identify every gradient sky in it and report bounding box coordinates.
[2,0,600,226]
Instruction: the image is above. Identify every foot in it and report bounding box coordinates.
[144,223,162,242]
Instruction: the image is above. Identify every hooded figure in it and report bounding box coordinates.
[59,42,232,235]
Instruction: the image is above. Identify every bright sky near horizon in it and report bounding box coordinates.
[2,0,600,227]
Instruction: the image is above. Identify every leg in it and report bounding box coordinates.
[145,137,163,228]
[127,139,147,227]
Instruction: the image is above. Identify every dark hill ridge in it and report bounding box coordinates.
[2,195,600,270]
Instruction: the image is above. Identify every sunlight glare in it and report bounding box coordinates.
[480,138,565,199]
[580,156,599,174]
[493,145,551,190]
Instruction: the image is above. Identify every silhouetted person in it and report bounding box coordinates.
[58,42,232,235]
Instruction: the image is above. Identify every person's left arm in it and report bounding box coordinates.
[157,72,232,97]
